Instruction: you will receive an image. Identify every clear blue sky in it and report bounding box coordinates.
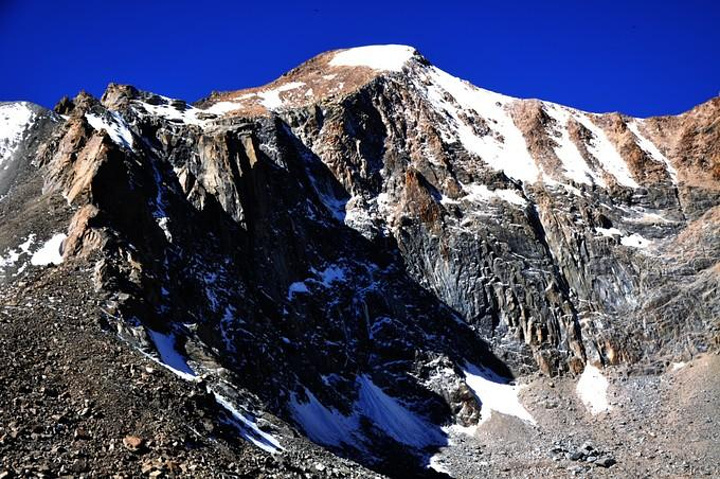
[1,0,718,117]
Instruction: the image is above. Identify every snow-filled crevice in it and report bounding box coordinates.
[213,391,283,454]
[144,328,283,453]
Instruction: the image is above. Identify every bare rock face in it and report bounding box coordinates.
[0,45,718,477]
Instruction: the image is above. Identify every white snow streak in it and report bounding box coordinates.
[356,375,445,447]
[576,364,612,415]
[574,114,639,188]
[423,66,540,183]
[443,183,527,207]
[146,329,196,380]
[542,103,602,186]
[627,120,678,184]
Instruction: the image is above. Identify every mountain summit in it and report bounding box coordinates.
[0,45,718,478]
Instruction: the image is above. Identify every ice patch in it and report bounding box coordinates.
[85,112,134,150]
[146,329,196,380]
[463,364,536,425]
[329,45,415,72]
[30,233,66,266]
[213,391,283,454]
[576,364,612,415]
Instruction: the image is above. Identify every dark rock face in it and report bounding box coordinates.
[0,46,717,476]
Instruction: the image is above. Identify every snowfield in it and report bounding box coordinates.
[329,45,416,72]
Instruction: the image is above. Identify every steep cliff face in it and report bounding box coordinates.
[0,45,718,476]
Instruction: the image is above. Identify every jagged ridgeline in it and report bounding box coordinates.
[0,45,718,477]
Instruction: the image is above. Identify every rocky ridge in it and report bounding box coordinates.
[0,45,717,477]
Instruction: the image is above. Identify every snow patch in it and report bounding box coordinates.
[0,234,35,269]
[30,233,66,266]
[287,281,310,300]
[596,227,622,237]
[317,264,346,287]
[0,102,35,167]
[135,98,207,126]
[329,45,415,72]
[463,364,536,425]
[671,362,686,371]
[451,183,527,207]
[620,233,652,249]
[85,112,134,150]
[596,228,651,248]
[576,364,612,415]
[257,82,305,110]
[427,453,451,475]
[202,101,244,116]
